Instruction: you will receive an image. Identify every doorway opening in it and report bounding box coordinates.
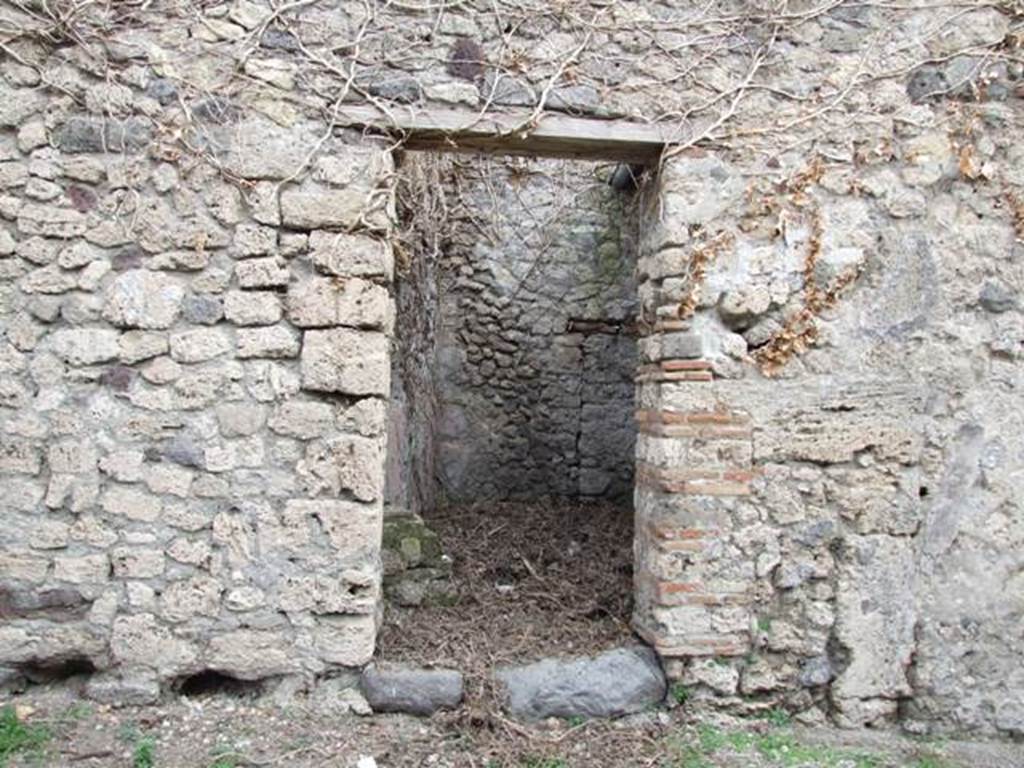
[381,150,645,688]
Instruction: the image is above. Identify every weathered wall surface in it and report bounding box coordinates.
[0,47,396,698]
[0,0,1021,738]
[409,155,639,503]
[633,119,1023,735]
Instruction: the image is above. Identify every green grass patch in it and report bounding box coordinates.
[670,683,691,705]
[521,757,568,768]
[132,737,156,768]
[670,722,884,768]
[761,707,792,727]
[0,706,51,766]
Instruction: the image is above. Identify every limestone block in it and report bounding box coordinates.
[143,462,192,499]
[111,547,166,579]
[235,256,289,288]
[311,614,376,666]
[99,487,161,524]
[234,223,277,256]
[160,576,223,622]
[224,290,282,325]
[268,401,334,439]
[17,203,87,237]
[277,572,377,615]
[831,536,915,718]
[53,554,110,584]
[216,403,267,437]
[309,231,393,279]
[46,328,120,365]
[20,265,77,294]
[246,361,301,402]
[223,117,320,180]
[103,270,184,329]
[313,146,393,189]
[85,674,160,706]
[287,277,389,329]
[169,328,231,363]
[287,499,381,558]
[206,630,301,679]
[166,537,212,566]
[0,161,28,188]
[280,183,375,230]
[299,435,385,502]
[659,154,744,232]
[0,552,50,583]
[111,613,198,674]
[0,84,47,127]
[3,440,45,475]
[243,57,296,90]
[225,586,265,611]
[237,326,300,358]
[300,329,389,395]
[141,356,181,384]
[47,439,97,473]
[118,331,169,364]
[338,398,388,437]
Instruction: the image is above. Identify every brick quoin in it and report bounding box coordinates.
[633,356,758,662]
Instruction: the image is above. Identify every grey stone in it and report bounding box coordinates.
[146,78,178,105]
[481,72,535,107]
[182,294,224,325]
[163,436,205,468]
[360,665,463,715]
[53,116,152,153]
[979,282,1015,313]
[660,331,702,360]
[310,231,393,279]
[496,646,666,720]
[798,655,834,687]
[261,28,300,51]
[368,77,423,104]
[103,270,184,329]
[85,673,161,706]
[548,84,600,113]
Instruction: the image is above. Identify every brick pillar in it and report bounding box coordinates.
[631,150,754,662]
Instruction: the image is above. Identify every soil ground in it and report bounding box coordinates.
[2,502,1020,767]
[378,500,635,713]
[2,689,1020,768]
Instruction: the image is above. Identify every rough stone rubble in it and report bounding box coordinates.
[0,0,1021,739]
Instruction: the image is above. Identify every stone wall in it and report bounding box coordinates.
[632,128,1023,736]
[0,0,1021,737]
[394,154,639,503]
[0,73,396,698]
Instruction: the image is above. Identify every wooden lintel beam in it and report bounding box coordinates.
[335,104,686,164]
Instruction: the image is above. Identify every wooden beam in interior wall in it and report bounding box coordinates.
[334,104,686,163]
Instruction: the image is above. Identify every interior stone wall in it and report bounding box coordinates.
[388,154,639,506]
[435,155,639,502]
